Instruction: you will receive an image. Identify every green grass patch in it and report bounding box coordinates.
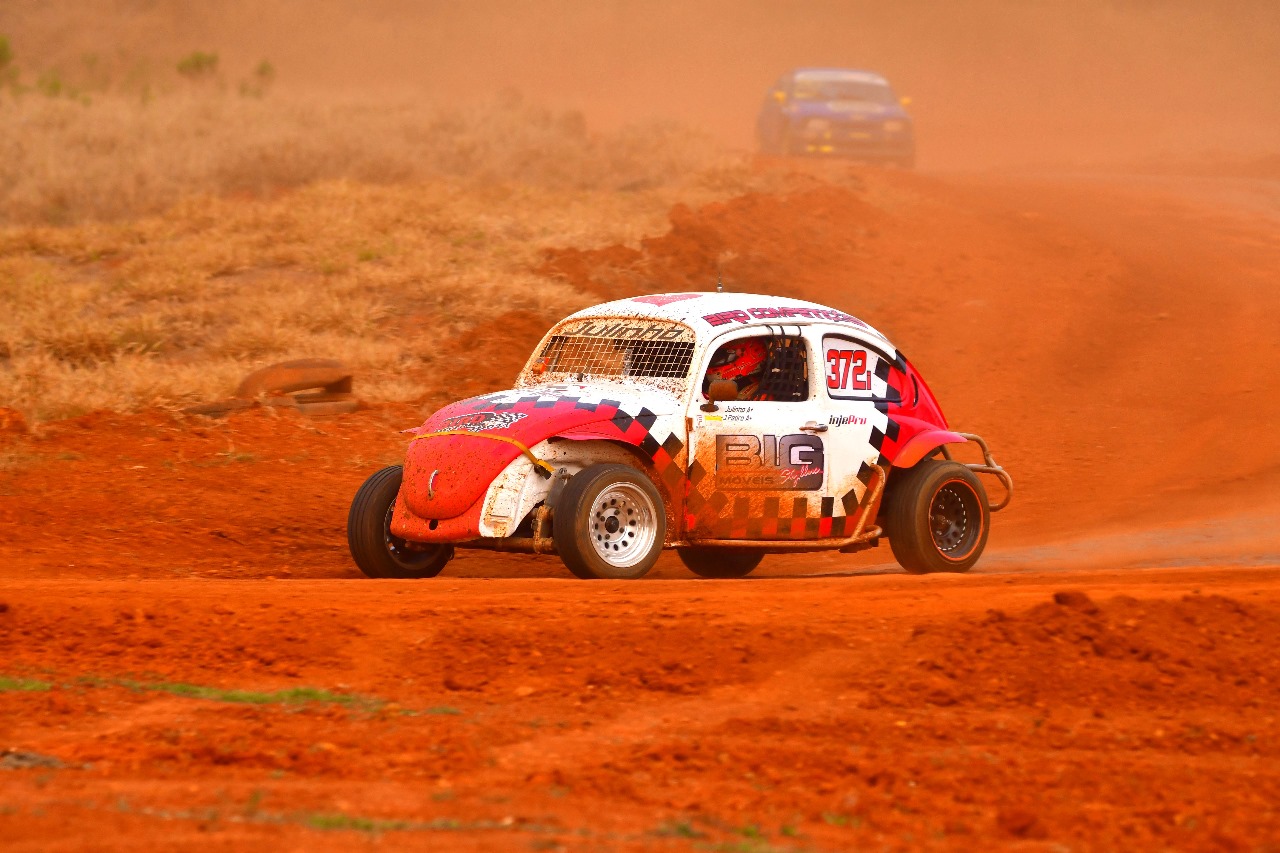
[14,786,571,839]
[302,813,534,835]
[306,813,415,833]
[119,680,378,708]
[11,673,466,718]
[75,677,383,709]
[655,819,706,839]
[177,51,218,79]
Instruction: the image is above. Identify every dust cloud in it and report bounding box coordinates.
[3,0,1278,169]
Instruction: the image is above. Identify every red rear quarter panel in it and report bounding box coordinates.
[880,358,966,466]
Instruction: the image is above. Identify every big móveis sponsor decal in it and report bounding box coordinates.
[715,434,824,490]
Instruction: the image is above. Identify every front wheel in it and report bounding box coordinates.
[678,548,763,579]
[553,464,666,580]
[347,466,453,579]
[883,461,989,573]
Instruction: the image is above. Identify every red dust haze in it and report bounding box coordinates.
[4,0,1279,169]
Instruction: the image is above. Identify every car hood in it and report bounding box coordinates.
[400,384,684,520]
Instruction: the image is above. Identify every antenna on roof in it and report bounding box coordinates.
[714,250,735,293]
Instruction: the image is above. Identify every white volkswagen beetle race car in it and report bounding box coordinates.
[348,292,1011,579]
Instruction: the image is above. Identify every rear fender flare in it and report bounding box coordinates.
[891,430,968,469]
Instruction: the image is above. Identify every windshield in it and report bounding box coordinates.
[792,74,897,105]
[522,318,696,388]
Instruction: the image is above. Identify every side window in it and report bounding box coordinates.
[703,335,809,402]
[821,335,895,402]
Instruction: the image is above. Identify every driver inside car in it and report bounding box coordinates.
[703,338,767,401]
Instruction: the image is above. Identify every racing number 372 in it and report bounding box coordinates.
[826,348,869,391]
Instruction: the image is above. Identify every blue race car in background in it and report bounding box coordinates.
[757,68,915,167]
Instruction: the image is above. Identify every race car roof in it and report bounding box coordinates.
[790,68,890,86]
[560,292,894,349]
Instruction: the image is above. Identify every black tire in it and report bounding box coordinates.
[553,463,666,580]
[347,466,453,579]
[883,460,989,574]
[677,548,763,579]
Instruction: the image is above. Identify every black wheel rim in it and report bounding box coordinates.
[383,505,435,569]
[929,481,981,559]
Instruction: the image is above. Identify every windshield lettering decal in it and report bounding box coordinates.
[559,320,691,342]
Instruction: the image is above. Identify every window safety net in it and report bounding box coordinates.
[532,320,695,382]
[757,336,809,401]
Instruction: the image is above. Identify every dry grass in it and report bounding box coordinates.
[0,84,787,423]
[0,168,776,423]
[0,91,731,226]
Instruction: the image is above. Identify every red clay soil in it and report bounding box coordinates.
[2,573,1278,850]
[2,167,1280,850]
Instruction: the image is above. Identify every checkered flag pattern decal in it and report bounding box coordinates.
[457,358,920,542]
[684,356,912,540]
[465,390,689,498]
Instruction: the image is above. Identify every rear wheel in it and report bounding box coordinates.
[347,466,453,579]
[884,460,989,573]
[553,464,666,580]
[678,548,763,579]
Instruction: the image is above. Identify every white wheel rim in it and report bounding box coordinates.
[589,483,658,569]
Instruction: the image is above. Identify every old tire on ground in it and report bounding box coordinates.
[553,463,666,580]
[235,358,353,398]
[347,465,452,579]
[677,548,763,579]
[883,460,989,574]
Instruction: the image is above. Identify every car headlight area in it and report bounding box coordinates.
[803,118,832,138]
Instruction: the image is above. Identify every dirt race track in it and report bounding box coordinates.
[3,165,1280,850]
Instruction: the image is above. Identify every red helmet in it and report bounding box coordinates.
[704,338,767,400]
